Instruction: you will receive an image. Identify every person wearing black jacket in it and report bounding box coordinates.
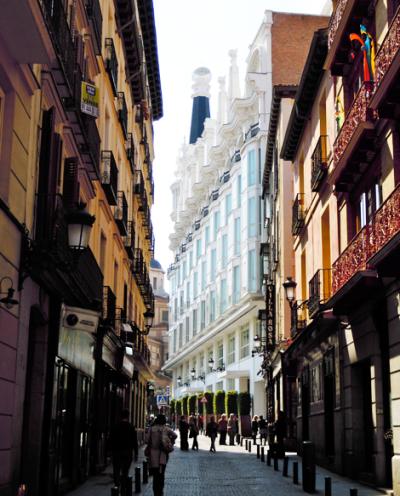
[110,409,138,490]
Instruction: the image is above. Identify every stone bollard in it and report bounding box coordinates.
[135,467,141,494]
[111,487,119,496]
[302,441,316,493]
[240,436,243,446]
[267,449,271,466]
[248,442,252,453]
[273,454,279,471]
[257,444,260,459]
[283,456,288,477]
[126,476,133,496]
[261,446,265,462]
[349,490,358,496]
[143,460,149,484]
[245,440,248,450]
[293,461,299,484]
[325,477,332,496]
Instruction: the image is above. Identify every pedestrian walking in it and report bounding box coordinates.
[218,413,228,445]
[258,415,267,445]
[198,414,204,435]
[206,415,218,452]
[251,415,259,444]
[227,413,237,446]
[145,414,177,496]
[189,415,199,450]
[179,415,189,450]
[110,409,138,492]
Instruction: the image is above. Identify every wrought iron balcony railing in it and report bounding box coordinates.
[292,193,305,236]
[105,37,118,94]
[133,169,146,207]
[327,0,349,49]
[311,135,328,192]
[114,191,128,236]
[124,220,135,260]
[332,182,400,294]
[117,92,128,138]
[100,151,118,205]
[81,113,101,178]
[290,301,307,337]
[85,0,102,54]
[132,248,153,308]
[126,133,136,175]
[308,269,332,318]
[245,123,260,141]
[102,285,116,326]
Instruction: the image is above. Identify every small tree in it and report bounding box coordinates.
[176,399,182,416]
[188,394,197,415]
[238,392,251,416]
[170,398,176,415]
[214,390,225,415]
[204,392,214,414]
[182,396,189,417]
[225,390,238,415]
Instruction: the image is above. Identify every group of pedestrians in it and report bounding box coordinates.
[177,414,201,450]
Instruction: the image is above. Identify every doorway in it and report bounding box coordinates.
[301,366,310,442]
[324,349,335,458]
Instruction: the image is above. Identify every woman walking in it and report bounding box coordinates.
[206,415,218,452]
[218,413,228,445]
[227,413,237,446]
[145,414,177,496]
[251,415,259,444]
[179,415,189,451]
[258,415,267,445]
[189,415,199,450]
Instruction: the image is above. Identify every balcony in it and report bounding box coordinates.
[105,38,118,95]
[102,286,116,327]
[193,219,201,231]
[308,269,332,319]
[311,135,328,192]
[330,83,376,190]
[124,221,135,259]
[370,7,400,114]
[326,0,371,75]
[220,171,230,183]
[231,150,241,163]
[132,248,154,308]
[210,189,219,201]
[100,151,118,205]
[114,191,128,236]
[126,133,136,175]
[85,0,102,54]
[290,302,307,337]
[292,193,305,236]
[117,92,128,138]
[133,169,146,207]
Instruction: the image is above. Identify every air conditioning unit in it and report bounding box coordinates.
[61,304,100,334]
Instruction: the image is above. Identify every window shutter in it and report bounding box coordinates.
[63,157,79,209]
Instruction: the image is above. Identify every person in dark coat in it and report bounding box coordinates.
[275,410,286,454]
[206,415,218,452]
[110,409,138,490]
[179,415,189,450]
[258,415,268,445]
[251,415,259,444]
[218,414,228,445]
[189,415,199,450]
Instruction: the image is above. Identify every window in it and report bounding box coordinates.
[213,211,220,240]
[207,347,213,366]
[178,324,183,348]
[248,249,257,292]
[182,261,187,280]
[356,178,382,232]
[192,309,198,335]
[199,352,205,373]
[186,281,191,307]
[234,217,241,255]
[225,193,232,223]
[248,197,257,237]
[233,265,240,304]
[200,300,206,330]
[173,329,177,353]
[180,290,184,315]
[217,341,224,369]
[227,378,235,391]
[210,249,217,281]
[205,225,210,246]
[311,364,322,402]
[174,298,178,321]
[189,251,193,269]
[227,334,235,365]
[185,317,190,342]
[237,175,242,207]
[193,272,198,298]
[196,238,202,260]
[162,310,168,322]
[220,279,227,313]
[216,381,223,391]
[221,234,228,268]
[209,290,216,322]
[247,150,256,186]
[153,277,157,290]
[240,328,250,358]
[201,260,207,290]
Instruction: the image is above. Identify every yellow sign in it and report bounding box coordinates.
[81,81,99,117]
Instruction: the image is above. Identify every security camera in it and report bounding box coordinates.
[66,314,79,327]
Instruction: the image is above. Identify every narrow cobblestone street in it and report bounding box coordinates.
[68,434,388,496]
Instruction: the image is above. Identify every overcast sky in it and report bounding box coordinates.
[151,0,328,273]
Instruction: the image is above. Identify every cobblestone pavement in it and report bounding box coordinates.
[68,434,390,496]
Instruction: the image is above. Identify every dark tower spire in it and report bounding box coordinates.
[189,67,211,144]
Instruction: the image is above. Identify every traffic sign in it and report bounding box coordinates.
[200,396,208,404]
[156,394,168,406]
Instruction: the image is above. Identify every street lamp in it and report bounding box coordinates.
[190,367,196,379]
[208,357,225,372]
[0,277,19,309]
[177,376,182,386]
[283,276,297,307]
[143,308,155,335]
[65,203,95,252]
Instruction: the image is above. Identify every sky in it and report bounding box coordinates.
[151,0,328,272]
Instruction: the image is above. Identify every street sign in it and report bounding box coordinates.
[200,397,208,404]
[156,394,168,406]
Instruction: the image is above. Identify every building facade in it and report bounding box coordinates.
[0,1,161,494]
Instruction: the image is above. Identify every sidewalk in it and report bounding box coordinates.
[68,434,393,496]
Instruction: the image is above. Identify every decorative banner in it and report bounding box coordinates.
[81,81,99,117]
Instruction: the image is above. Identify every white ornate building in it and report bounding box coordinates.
[163,14,272,416]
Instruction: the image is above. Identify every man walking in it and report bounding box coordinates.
[110,409,138,492]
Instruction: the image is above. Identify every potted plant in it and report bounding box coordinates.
[182,396,189,418]
[188,394,197,416]
[214,390,225,417]
[225,390,238,416]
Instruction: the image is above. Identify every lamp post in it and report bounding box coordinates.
[283,276,297,307]
[208,357,225,372]
[190,368,206,383]
[65,203,95,252]
[177,376,182,387]
[143,309,155,335]
[0,277,19,309]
